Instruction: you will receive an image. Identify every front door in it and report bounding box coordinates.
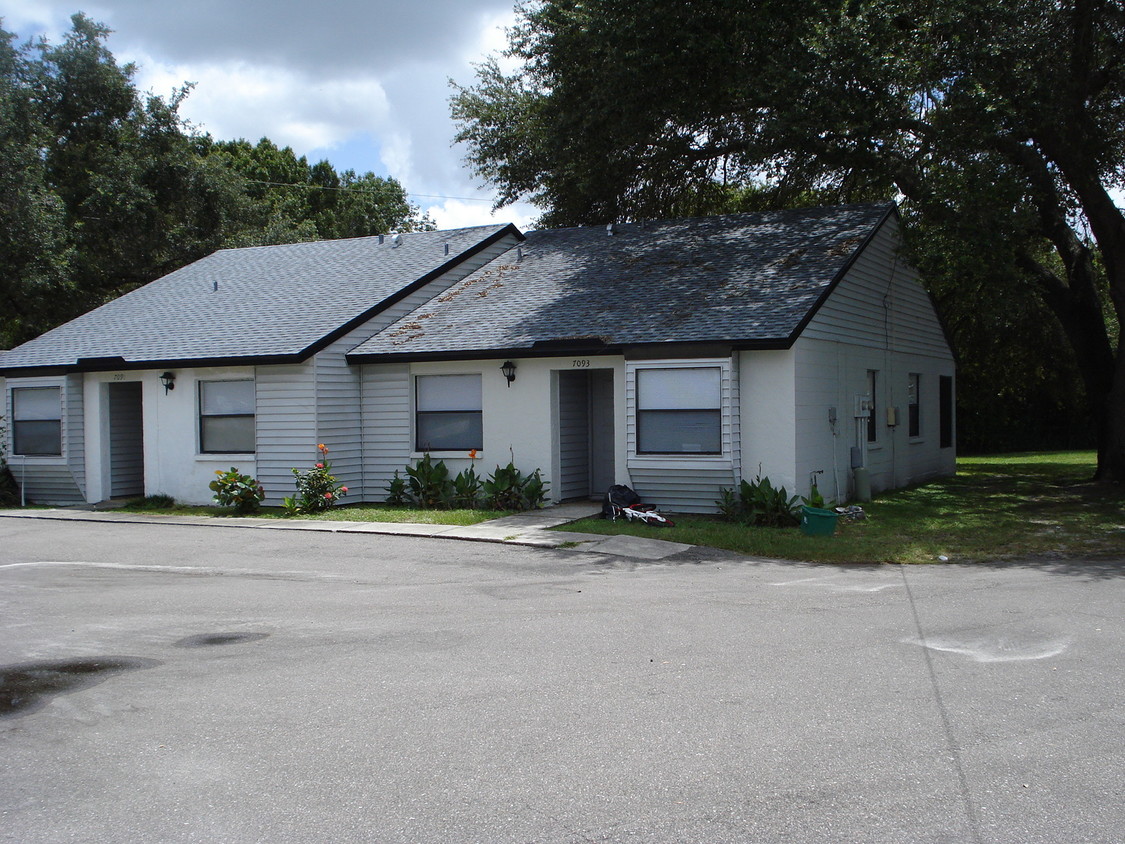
[557,370,614,500]
[108,381,144,499]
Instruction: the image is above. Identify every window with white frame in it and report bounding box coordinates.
[636,367,722,454]
[415,374,482,451]
[908,373,921,437]
[12,386,62,456]
[199,380,255,453]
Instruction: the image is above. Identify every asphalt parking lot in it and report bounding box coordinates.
[1,516,1123,843]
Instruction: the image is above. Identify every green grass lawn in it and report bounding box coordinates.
[118,500,509,527]
[555,451,1125,564]
[113,451,1124,562]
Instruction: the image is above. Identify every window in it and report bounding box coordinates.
[12,387,62,456]
[939,375,953,449]
[866,370,879,443]
[200,380,255,453]
[636,367,721,454]
[908,373,921,437]
[415,374,482,451]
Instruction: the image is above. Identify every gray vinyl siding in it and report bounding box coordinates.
[625,358,739,513]
[557,371,590,499]
[65,374,86,499]
[360,363,411,501]
[4,376,84,505]
[794,215,955,498]
[108,381,144,498]
[314,342,363,499]
[627,463,737,514]
[803,215,950,358]
[255,362,317,505]
[9,463,84,505]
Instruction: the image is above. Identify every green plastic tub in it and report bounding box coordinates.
[800,505,839,537]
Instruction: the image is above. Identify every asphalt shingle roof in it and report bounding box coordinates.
[0,225,513,373]
[348,203,894,360]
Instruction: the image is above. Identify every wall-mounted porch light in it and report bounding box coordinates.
[159,371,176,394]
[500,360,517,388]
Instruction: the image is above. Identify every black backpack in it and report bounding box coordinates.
[601,484,641,517]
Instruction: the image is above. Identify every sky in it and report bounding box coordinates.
[2,0,539,231]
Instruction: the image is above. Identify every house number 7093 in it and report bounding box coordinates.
[572,359,590,368]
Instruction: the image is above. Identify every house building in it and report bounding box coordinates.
[0,203,955,511]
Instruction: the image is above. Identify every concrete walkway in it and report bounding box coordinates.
[0,500,695,561]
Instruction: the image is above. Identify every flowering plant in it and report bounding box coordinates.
[209,467,265,514]
[284,444,348,514]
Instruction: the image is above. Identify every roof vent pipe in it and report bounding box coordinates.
[517,246,523,262]
[444,243,450,256]
[378,234,384,244]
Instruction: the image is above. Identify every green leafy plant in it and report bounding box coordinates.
[385,470,409,505]
[209,467,265,514]
[286,443,348,514]
[718,471,801,527]
[452,464,483,509]
[801,484,827,510]
[482,461,548,511]
[403,453,454,509]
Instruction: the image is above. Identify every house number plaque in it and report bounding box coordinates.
[572,359,590,368]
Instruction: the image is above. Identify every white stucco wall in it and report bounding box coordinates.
[739,349,798,492]
[407,355,626,501]
[84,366,257,505]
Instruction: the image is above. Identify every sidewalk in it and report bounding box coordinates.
[0,501,695,561]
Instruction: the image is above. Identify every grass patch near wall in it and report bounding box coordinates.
[556,451,1125,564]
[116,500,508,526]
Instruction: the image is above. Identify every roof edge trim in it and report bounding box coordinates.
[298,224,526,360]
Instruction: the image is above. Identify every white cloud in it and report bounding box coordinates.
[131,57,391,152]
[426,198,539,232]
[7,0,533,228]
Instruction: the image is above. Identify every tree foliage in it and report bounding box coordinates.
[452,0,1125,481]
[0,13,432,350]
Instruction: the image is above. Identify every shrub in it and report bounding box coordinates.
[403,453,454,508]
[210,468,265,514]
[451,463,483,509]
[387,451,547,512]
[385,470,409,505]
[482,461,548,511]
[718,472,801,527]
[285,444,348,514]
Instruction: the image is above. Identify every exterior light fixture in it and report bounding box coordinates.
[159,371,176,394]
[501,360,517,387]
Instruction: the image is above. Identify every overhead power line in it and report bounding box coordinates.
[244,178,494,203]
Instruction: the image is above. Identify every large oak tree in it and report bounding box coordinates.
[0,14,432,350]
[452,0,1125,482]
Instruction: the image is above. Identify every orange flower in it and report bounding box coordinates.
[468,449,478,460]
[340,487,348,493]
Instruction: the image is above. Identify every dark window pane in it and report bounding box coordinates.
[201,416,255,453]
[939,376,953,449]
[637,410,721,454]
[13,420,61,455]
[416,411,483,451]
